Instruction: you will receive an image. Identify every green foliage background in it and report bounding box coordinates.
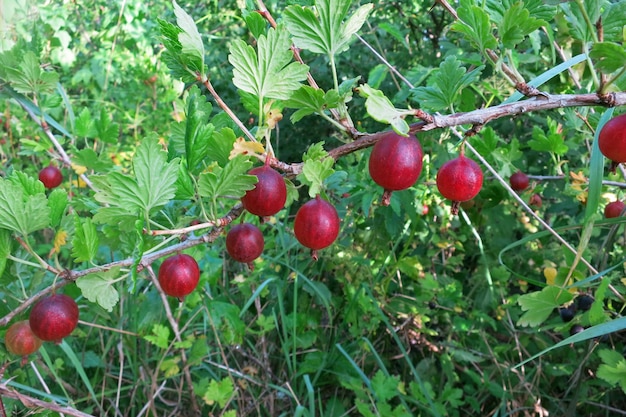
[1,0,626,416]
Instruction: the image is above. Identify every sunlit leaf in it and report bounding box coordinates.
[229,26,309,102]
[284,0,373,56]
[76,268,121,312]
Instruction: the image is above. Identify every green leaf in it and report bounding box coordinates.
[73,148,114,172]
[297,142,335,197]
[499,2,546,49]
[284,0,373,57]
[589,42,626,73]
[0,229,10,278]
[371,370,400,403]
[76,269,121,312]
[132,137,180,213]
[144,324,171,349]
[528,119,568,155]
[173,0,204,63]
[450,1,498,52]
[603,2,626,43]
[299,158,335,197]
[48,188,68,228]
[412,56,484,112]
[357,83,413,135]
[243,10,267,39]
[94,108,119,144]
[517,286,573,327]
[74,107,96,138]
[588,277,610,326]
[229,26,309,102]
[72,215,99,263]
[597,349,626,393]
[183,85,214,174]
[0,176,50,235]
[202,377,234,408]
[158,2,206,83]
[175,161,195,200]
[208,128,238,167]
[4,51,59,95]
[283,85,340,123]
[198,156,257,200]
[93,137,179,221]
[561,1,603,43]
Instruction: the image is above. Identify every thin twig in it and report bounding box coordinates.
[198,75,257,143]
[19,103,96,191]
[145,265,200,414]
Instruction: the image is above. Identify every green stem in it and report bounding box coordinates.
[582,43,601,90]
[602,66,626,94]
[574,0,599,43]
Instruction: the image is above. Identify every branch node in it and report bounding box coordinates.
[414,109,435,124]
[598,92,617,107]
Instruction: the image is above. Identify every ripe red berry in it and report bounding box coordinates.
[29,294,79,343]
[294,195,340,260]
[5,320,43,361]
[38,165,63,189]
[509,171,529,191]
[368,131,423,206]
[158,254,200,299]
[226,223,264,268]
[599,113,626,170]
[241,165,287,217]
[436,155,483,214]
[604,200,625,218]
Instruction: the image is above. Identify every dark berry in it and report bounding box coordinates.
[294,195,340,260]
[368,131,423,206]
[559,306,575,322]
[569,324,585,336]
[38,165,63,189]
[29,294,79,343]
[436,155,483,214]
[241,165,287,217]
[158,254,200,299]
[576,294,594,312]
[509,171,529,191]
[226,223,264,268]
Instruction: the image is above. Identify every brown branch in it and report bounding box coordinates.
[0,205,244,327]
[324,91,626,165]
[0,384,95,417]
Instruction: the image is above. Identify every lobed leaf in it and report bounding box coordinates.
[72,215,99,263]
[589,42,626,73]
[229,26,309,102]
[517,286,573,327]
[451,1,498,53]
[76,269,121,312]
[284,0,373,57]
[0,176,50,236]
[499,2,546,49]
[198,156,257,201]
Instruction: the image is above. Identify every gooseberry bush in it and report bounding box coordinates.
[2,0,626,415]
